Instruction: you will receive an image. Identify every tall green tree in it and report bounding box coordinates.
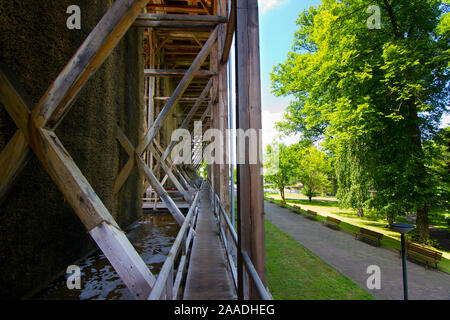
[272,0,449,241]
[423,127,450,211]
[336,140,372,217]
[264,142,299,203]
[298,146,331,202]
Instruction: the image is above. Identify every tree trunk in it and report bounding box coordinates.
[387,212,394,225]
[408,101,430,242]
[416,205,430,243]
[280,187,285,204]
[357,207,364,218]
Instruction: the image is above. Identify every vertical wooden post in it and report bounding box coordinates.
[235,0,266,300]
[218,0,230,215]
[147,28,155,199]
[211,21,221,198]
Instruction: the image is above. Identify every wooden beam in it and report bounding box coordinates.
[153,140,194,194]
[90,221,156,299]
[222,0,236,64]
[144,69,217,78]
[113,156,135,196]
[147,4,207,14]
[148,192,200,300]
[218,0,231,215]
[148,144,192,204]
[0,9,157,297]
[136,13,227,23]
[25,126,156,299]
[134,21,218,29]
[136,155,186,226]
[115,126,186,226]
[29,127,119,231]
[154,97,210,102]
[0,64,32,139]
[235,0,266,300]
[31,0,149,129]
[162,78,214,161]
[0,63,33,204]
[0,131,32,204]
[199,0,213,15]
[113,126,136,195]
[137,27,218,155]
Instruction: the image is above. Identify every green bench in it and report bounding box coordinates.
[404,241,442,269]
[355,228,383,247]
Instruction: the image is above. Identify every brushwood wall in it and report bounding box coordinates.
[0,1,143,299]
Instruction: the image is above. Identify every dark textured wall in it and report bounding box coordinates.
[0,1,143,299]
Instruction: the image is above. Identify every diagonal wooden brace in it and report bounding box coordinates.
[116,126,186,226]
[32,0,150,130]
[114,28,218,195]
[148,143,192,204]
[137,27,219,155]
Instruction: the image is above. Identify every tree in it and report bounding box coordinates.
[336,141,372,217]
[264,142,299,203]
[298,146,331,202]
[272,0,449,242]
[423,127,450,212]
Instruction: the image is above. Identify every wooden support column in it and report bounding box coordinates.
[211,17,221,197]
[235,0,266,300]
[218,0,230,214]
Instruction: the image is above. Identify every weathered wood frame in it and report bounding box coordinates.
[0,0,155,300]
[235,0,266,300]
[1,0,266,301]
[148,190,201,300]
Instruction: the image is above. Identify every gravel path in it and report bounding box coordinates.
[264,201,450,300]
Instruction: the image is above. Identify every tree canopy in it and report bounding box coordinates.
[264,141,332,202]
[271,0,449,241]
[264,142,299,203]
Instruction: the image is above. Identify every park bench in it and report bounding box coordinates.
[322,216,341,230]
[404,241,442,269]
[355,228,383,247]
[291,205,302,213]
[306,210,318,220]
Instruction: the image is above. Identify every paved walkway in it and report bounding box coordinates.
[265,201,450,300]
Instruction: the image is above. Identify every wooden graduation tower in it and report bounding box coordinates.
[0,0,268,300]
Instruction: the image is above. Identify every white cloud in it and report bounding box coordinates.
[259,0,287,14]
[262,110,300,149]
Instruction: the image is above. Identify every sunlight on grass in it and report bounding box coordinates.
[265,220,375,300]
[265,193,450,273]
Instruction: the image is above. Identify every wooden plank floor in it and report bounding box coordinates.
[183,186,237,300]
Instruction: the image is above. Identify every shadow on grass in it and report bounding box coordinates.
[285,199,338,208]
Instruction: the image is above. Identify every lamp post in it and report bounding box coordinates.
[390,223,415,300]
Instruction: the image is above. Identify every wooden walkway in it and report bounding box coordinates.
[183,186,237,300]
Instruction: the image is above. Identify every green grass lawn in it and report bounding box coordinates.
[265,193,450,273]
[265,220,375,300]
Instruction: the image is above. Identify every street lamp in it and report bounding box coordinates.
[390,223,415,300]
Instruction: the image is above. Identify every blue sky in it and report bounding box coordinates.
[258,0,322,148]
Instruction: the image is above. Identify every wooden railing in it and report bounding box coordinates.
[148,191,200,300]
[209,182,272,300]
